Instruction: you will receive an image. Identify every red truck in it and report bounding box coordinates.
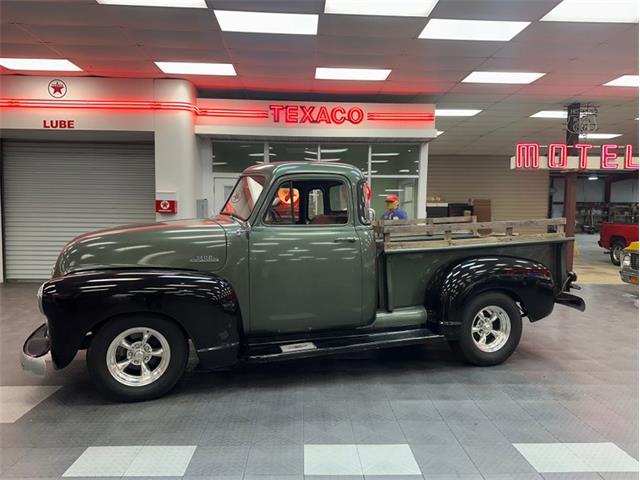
[599,223,639,265]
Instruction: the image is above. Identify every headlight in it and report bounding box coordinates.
[622,254,632,268]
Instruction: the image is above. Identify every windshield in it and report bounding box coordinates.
[220,175,266,220]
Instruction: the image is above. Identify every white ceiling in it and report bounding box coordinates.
[0,0,638,155]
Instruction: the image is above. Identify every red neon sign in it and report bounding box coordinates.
[268,104,365,125]
[515,143,638,170]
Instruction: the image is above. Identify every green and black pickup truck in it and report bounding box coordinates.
[22,162,585,401]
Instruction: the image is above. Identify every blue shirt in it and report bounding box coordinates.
[382,208,408,220]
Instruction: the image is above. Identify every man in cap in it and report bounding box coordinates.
[382,194,408,220]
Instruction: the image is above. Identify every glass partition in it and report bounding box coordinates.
[212,141,265,173]
[269,143,319,162]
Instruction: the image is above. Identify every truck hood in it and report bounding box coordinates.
[53,217,233,278]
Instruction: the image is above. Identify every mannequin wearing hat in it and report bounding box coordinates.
[382,194,408,221]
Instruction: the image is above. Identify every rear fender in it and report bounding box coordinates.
[41,269,241,369]
[438,256,555,338]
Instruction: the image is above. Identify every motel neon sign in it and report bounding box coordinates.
[515,143,638,170]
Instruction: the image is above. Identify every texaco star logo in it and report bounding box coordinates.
[48,79,67,98]
[160,200,170,210]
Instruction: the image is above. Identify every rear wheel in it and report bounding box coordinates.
[87,315,188,402]
[610,240,625,266]
[453,292,522,366]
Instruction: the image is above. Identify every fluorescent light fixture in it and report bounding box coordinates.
[579,133,622,140]
[398,169,411,173]
[0,58,81,71]
[96,0,206,7]
[540,0,638,23]
[531,110,567,118]
[588,175,599,181]
[320,158,341,162]
[321,148,348,153]
[249,152,276,157]
[325,0,439,17]
[462,71,546,84]
[384,189,403,192]
[211,162,228,166]
[371,170,379,174]
[214,10,318,35]
[315,67,391,81]
[371,152,400,156]
[435,109,482,117]
[604,74,639,87]
[304,157,318,161]
[155,61,236,76]
[371,160,390,164]
[419,18,530,41]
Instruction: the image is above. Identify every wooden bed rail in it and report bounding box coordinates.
[374,217,567,251]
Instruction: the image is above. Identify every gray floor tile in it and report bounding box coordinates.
[409,444,480,475]
[389,400,442,421]
[3,447,85,478]
[245,444,303,475]
[0,448,30,475]
[184,445,250,476]
[446,420,511,446]
[252,419,303,445]
[351,421,407,444]
[398,420,458,444]
[491,419,559,443]
[462,443,539,475]
[303,420,355,444]
[541,473,603,479]
[200,420,256,446]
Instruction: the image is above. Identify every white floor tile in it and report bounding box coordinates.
[357,444,421,476]
[514,443,592,473]
[515,442,640,473]
[0,385,61,423]
[124,445,197,476]
[304,444,362,475]
[63,446,142,477]
[566,442,640,472]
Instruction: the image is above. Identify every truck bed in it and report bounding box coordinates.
[374,218,571,312]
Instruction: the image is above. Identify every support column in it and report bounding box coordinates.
[417,142,429,219]
[153,79,199,220]
[564,171,577,270]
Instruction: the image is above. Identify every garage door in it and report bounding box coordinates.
[2,141,155,280]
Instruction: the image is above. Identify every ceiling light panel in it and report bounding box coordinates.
[435,109,482,117]
[96,0,207,7]
[315,67,391,81]
[603,75,639,87]
[0,58,81,71]
[540,0,639,23]
[155,62,236,75]
[325,0,439,17]
[214,10,318,35]
[419,19,530,41]
[462,71,546,84]
[579,133,622,139]
[531,110,567,118]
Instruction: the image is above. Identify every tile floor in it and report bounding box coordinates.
[0,282,638,480]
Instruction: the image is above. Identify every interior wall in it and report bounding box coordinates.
[427,155,550,221]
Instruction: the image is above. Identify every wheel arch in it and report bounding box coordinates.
[41,269,243,370]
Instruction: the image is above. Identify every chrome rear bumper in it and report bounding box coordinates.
[21,323,49,376]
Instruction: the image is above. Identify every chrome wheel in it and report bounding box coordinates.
[106,327,170,387]
[471,305,511,353]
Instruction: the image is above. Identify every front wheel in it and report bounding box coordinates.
[610,241,625,266]
[87,315,188,402]
[453,292,522,366]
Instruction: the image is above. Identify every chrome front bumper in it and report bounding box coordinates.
[21,323,49,376]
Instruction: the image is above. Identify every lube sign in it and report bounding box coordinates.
[515,143,638,170]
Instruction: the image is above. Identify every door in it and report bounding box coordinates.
[248,175,364,334]
[2,141,155,280]
[213,175,240,215]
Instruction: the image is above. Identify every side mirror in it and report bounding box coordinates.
[368,208,376,223]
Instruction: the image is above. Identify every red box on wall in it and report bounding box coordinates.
[156,192,177,214]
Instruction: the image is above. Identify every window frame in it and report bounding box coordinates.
[258,174,354,228]
[357,180,372,225]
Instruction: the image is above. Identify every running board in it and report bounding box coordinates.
[246,328,443,363]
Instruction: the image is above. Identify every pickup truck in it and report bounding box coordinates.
[22,162,585,401]
[599,222,639,265]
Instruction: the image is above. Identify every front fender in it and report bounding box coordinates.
[41,269,241,369]
[439,256,555,337]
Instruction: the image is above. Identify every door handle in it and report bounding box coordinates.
[334,237,357,243]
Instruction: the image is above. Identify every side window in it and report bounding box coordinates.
[308,188,325,221]
[328,183,348,213]
[264,181,300,225]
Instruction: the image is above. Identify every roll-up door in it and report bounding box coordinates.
[2,141,155,280]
